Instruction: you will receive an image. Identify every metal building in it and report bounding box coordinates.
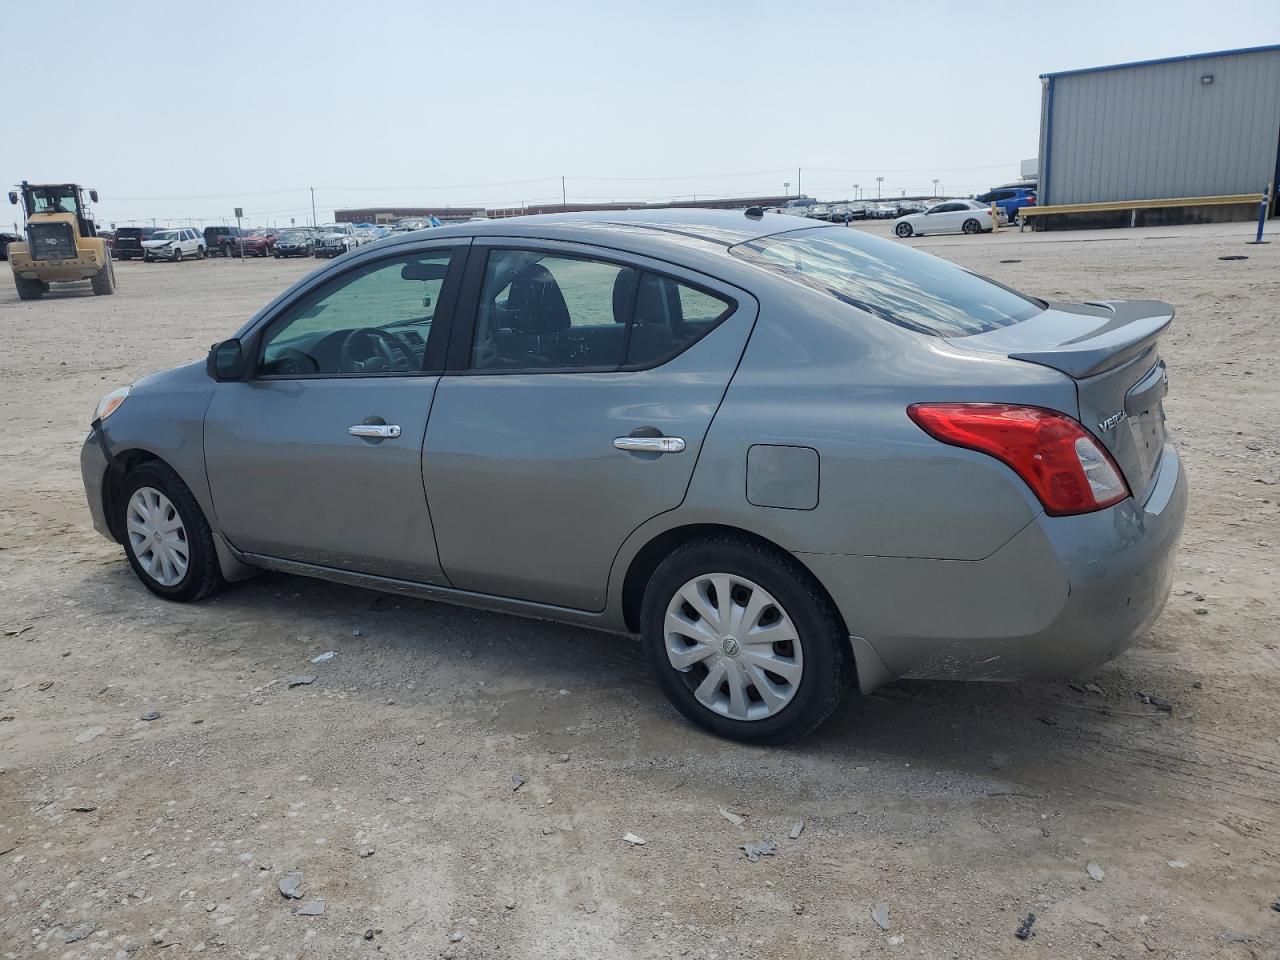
[1036,44,1280,220]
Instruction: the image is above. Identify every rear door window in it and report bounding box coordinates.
[468,249,735,372]
[729,227,1042,337]
[471,251,634,370]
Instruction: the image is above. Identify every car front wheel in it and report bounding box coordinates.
[640,537,853,744]
[118,461,223,602]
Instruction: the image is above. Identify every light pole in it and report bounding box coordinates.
[853,183,859,201]
[932,178,940,198]
[876,176,884,199]
[783,181,791,198]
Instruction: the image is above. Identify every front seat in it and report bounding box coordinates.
[493,263,572,365]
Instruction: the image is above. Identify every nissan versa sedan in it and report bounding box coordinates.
[81,209,1187,743]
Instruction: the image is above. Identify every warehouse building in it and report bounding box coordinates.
[1033,44,1280,229]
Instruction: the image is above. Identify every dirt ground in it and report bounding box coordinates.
[1,221,1278,960]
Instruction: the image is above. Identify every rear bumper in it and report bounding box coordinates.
[802,442,1188,691]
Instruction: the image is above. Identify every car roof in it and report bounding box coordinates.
[387,208,818,251]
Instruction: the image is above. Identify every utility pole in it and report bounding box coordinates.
[310,187,317,227]
[561,176,567,208]
[797,168,801,198]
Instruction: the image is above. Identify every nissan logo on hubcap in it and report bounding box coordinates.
[721,637,740,657]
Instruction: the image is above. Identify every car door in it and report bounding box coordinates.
[421,238,757,611]
[204,240,467,583]
[929,202,961,232]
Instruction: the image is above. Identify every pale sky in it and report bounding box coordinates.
[6,0,1278,228]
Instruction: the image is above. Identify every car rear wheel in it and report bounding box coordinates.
[197,245,206,259]
[962,218,982,234]
[118,461,223,602]
[640,537,853,744]
[895,222,913,238]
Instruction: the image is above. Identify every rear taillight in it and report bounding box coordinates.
[906,403,1129,516]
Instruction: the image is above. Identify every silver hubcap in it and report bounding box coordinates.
[126,487,189,587]
[664,573,803,721]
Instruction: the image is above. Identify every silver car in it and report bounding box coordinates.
[81,209,1187,743]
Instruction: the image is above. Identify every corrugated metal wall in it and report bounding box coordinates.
[1041,47,1280,206]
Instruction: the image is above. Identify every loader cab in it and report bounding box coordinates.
[9,182,98,238]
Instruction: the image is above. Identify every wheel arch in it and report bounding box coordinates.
[101,448,162,541]
[617,521,849,640]
[101,446,257,582]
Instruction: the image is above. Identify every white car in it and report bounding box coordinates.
[315,223,358,258]
[141,228,206,262]
[893,200,1003,237]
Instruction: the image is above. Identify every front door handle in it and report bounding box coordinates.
[613,436,685,454]
[349,424,401,439]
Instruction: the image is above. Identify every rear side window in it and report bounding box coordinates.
[729,227,1042,337]
[623,274,732,367]
[469,250,733,372]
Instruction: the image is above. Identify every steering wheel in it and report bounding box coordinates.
[338,327,413,373]
[269,347,319,375]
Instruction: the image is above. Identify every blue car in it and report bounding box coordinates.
[975,187,1038,221]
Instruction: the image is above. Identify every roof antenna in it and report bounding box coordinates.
[744,206,765,219]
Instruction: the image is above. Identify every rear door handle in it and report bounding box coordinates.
[613,436,685,454]
[349,424,401,439]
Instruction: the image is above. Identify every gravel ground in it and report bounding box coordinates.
[1,221,1278,959]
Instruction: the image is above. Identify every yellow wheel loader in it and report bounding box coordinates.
[7,181,114,300]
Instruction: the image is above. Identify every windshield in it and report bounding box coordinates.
[25,187,78,214]
[151,230,180,242]
[729,227,1042,337]
[247,229,270,237]
[279,231,306,241]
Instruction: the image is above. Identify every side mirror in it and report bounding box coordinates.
[89,189,99,203]
[7,192,16,205]
[207,338,247,381]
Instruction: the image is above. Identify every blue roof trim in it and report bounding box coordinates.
[1040,43,1280,80]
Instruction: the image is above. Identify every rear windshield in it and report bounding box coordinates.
[728,227,1042,337]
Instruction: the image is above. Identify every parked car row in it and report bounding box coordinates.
[96,222,407,264]
[773,184,1038,229]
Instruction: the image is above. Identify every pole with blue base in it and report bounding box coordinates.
[1248,187,1270,244]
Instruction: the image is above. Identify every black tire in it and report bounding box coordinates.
[639,536,854,744]
[15,275,44,300]
[895,222,913,238]
[118,460,223,602]
[197,245,206,260]
[173,247,183,262]
[143,255,153,262]
[91,259,115,295]
[962,218,981,235]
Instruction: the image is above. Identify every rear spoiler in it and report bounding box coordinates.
[1009,300,1174,379]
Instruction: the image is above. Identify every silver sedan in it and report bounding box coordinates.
[81,209,1187,743]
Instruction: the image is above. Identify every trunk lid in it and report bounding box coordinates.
[951,300,1174,498]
